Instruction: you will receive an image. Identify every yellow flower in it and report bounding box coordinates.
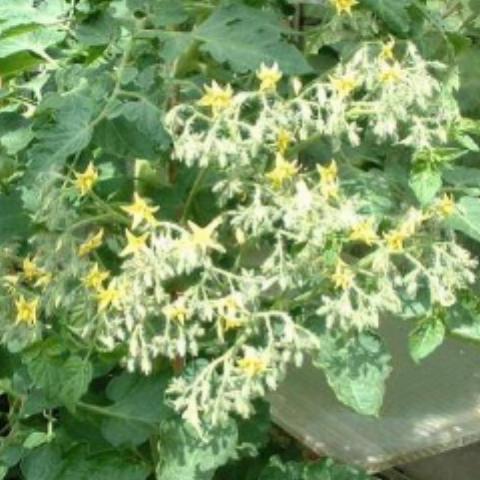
[317,160,339,198]
[120,230,149,257]
[22,257,42,282]
[276,129,293,155]
[331,261,354,290]
[96,284,122,312]
[331,0,358,15]
[218,295,246,330]
[74,162,98,196]
[380,38,396,61]
[78,229,104,257]
[256,63,282,92]
[266,154,299,188]
[121,193,159,230]
[198,81,234,115]
[330,74,358,97]
[379,62,404,84]
[349,218,378,246]
[15,296,39,326]
[163,299,189,326]
[83,263,109,291]
[238,352,268,377]
[384,229,408,252]
[435,194,456,217]
[35,273,52,288]
[184,217,225,254]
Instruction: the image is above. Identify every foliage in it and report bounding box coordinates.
[0,0,479,478]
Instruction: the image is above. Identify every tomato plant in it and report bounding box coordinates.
[0,0,479,478]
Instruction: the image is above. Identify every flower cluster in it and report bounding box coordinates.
[0,41,475,435]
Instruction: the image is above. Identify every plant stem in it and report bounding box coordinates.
[180,168,208,223]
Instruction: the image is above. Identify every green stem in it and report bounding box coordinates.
[89,191,130,226]
[77,401,152,424]
[180,168,208,223]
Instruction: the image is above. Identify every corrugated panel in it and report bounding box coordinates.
[269,321,480,472]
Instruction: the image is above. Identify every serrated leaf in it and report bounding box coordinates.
[94,100,169,160]
[445,299,480,341]
[0,0,66,34]
[21,444,63,480]
[409,318,445,362]
[100,372,170,446]
[156,421,238,480]
[443,166,480,187]
[448,196,480,243]
[24,341,92,409]
[56,447,150,480]
[314,331,391,416]
[196,4,311,74]
[0,27,65,59]
[361,0,413,36]
[28,93,95,175]
[409,168,442,206]
[160,4,311,74]
[0,191,32,244]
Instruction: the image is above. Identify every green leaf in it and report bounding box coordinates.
[0,28,65,59]
[24,341,92,409]
[258,457,372,480]
[56,447,150,480]
[360,0,413,36]
[304,458,372,479]
[21,444,63,480]
[100,372,170,446]
[161,4,311,74]
[28,93,95,175]
[156,420,238,480]
[409,168,442,206]
[314,331,392,416]
[445,297,480,342]
[94,100,170,160]
[444,166,480,187]
[448,196,480,243]
[409,317,445,362]
[258,456,303,480]
[0,112,33,154]
[0,0,66,34]
[23,432,51,450]
[0,191,32,244]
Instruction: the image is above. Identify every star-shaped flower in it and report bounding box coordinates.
[120,230,149,257]
[331,260,355,290]
[96,283,123,312]
[266,154,299,188]
[198,81,234,115]
[78,229,104,257]
[331,0,358,15]
[82,263,110,291]
[121,193,159,230]
[74,162,98,196]
[349,218,378,246]
[330,73,358,97]
[184,217,225,254]
[15,296,39,326]
[256,63,283,92]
